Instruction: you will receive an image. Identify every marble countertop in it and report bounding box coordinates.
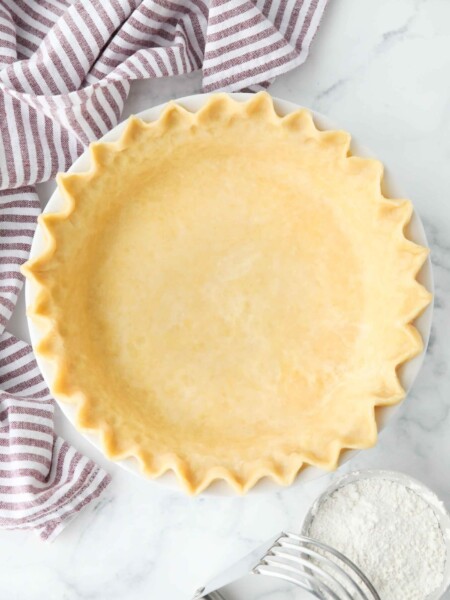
[3,0,450,598]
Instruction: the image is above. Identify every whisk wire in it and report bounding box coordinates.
[273,543,363,599]
[253,532,380,600]
[287,533,379,598]
[256,562,340,600]
[266,549,354,600]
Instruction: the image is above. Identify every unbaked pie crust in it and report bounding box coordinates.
[22,93,432,494]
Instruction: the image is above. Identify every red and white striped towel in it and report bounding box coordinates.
[0,334,110,541]
[0,0,328,540]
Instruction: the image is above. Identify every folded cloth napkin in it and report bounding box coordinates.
[0,0,328,540]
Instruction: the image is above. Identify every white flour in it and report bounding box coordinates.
[307,477,447,599]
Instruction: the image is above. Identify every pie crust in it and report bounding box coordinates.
[22,93,432,494]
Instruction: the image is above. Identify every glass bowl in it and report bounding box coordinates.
[301,469,450,600]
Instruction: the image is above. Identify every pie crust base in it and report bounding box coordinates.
[23,93,431,493]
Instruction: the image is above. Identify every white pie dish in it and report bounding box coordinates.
[25,93,434,495]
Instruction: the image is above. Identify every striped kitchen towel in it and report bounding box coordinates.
[0,0,328,540]
[0,334,110,541]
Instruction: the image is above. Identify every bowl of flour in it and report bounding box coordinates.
[302,470,450,600]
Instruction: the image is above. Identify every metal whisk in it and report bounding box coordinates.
[194,531,380,600]
[254,532,380,599]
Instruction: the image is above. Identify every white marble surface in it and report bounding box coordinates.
[4,0,450,598]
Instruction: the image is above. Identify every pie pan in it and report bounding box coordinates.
[24,93,434,495]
